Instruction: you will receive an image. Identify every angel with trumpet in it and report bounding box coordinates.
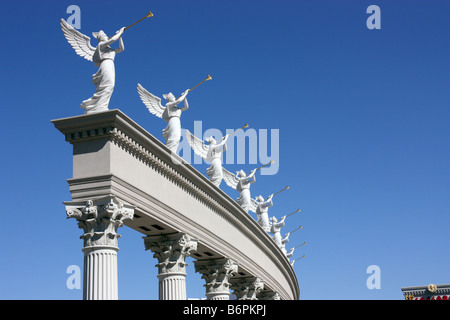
[137,75,212,154]
[222,161,274,213]
[250,194,274,233]
[270,215,287,248]
[60,11,153,114]
[282,225,303,257]
[222,168,256,212]
[185,123,247,187]
[284,242,306,260]
[250,186,288,232]
[185,131,230,187]
[271,208,300,250]
[60,18,126,114]
[137,84,190,153]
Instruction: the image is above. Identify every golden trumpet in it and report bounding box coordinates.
[292,255,306,263]
[285,209,301,218]
[286,225,303,235]
[271,186,289,198]
[109,11,153,39]
[294,242,307,249]
[255,160,274,171]
[225,123,249,139]
[177,75,212,100]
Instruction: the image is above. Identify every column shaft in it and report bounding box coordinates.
[158,273,187,300]
[83,246,119,300]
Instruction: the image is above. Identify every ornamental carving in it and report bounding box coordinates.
[194,258,238,295]
[144,233,198,274]
[230,277,264,300]
[65,196,134,247]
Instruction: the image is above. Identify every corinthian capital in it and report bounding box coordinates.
[230,277,264,300]
[143,233,198,275]
[64,196,134,247]
[194,258,238,298]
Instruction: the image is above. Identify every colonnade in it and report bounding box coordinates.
[65,196,281,300]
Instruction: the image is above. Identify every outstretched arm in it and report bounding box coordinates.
[114,35,124,53]
[264,194,274,208]
[166,89,189,108]
[214,134,229,149]
[179,97,189,111]
[245,168,257,183]
[278,216,286,227]
[100,27,125,48]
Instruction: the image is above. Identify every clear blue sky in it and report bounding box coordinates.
[0,0,448,300]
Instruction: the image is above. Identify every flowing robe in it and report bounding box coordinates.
[256,199,273,232]
[162,107,182,154]
[81,46,116,114]
[236,174,256,212]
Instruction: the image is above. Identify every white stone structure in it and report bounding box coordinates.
[52,109,299,300]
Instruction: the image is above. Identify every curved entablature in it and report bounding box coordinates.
[52,109,299,300]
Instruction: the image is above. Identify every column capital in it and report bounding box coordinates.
[194,258,238,300]
[230,276,264,300]
[258,291,281,300]
[143,233,198,275]
[64,196,134,248]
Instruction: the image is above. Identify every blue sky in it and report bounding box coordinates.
[0,0,448,300]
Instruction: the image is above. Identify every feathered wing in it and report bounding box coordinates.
[222,167,238,189]
[185,129,208,160]
[137,84,165,118]
[249,198,258,213]
[60,18,96,61]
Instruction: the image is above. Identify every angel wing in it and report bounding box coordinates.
[60,19,96,61]
[137,84,165,118]
[222,167,239,189]
[249,198,258,213]
[185,129,209,160]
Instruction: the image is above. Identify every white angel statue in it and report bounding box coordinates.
[284,246,294,259]
[60,19,125,114]
[270,215,287,248]
[280,233,293,258]
[137,84,190,153]
[249,194,274,232]
[185,131,230,187]
[222,168,257,212]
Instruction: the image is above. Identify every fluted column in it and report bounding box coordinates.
[230,276,264,300]
[143,233,197,300]
[64,196,134,300]
[194,258,238,300]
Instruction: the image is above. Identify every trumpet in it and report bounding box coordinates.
[109,11,153,39]
[177,75,212,100]
[265,186,289,200]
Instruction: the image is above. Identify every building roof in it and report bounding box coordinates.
[401,283,450,300]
